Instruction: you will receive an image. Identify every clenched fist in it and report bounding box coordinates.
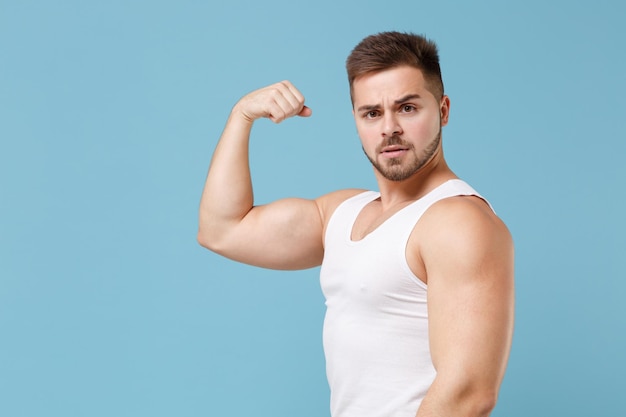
[233,81,312,124]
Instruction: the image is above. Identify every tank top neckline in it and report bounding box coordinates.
[347,179,463,244]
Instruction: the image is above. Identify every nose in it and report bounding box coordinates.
[382,112,402,137]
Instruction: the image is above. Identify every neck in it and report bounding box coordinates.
[374,150,456,209]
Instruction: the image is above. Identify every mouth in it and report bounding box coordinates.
[380,145,409,158]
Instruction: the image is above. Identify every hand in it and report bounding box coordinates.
[233,81,312,124]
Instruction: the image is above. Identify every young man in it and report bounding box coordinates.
[198,31,514,417]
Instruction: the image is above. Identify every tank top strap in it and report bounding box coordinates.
[402,179,493,217]
[387,179,494,242]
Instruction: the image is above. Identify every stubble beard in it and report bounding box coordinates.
[363,128,442,182]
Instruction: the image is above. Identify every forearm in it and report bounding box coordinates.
[198,106,255,248]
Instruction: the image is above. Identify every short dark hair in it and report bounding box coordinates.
[346,31,444,101]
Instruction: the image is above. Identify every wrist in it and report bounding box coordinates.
[230,100,256,125]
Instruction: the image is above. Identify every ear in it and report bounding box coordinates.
[440,95,451,126]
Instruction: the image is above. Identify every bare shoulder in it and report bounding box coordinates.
[414,195,514,283]
[424,194,511,244]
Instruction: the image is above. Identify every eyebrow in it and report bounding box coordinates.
[356,94,422,113]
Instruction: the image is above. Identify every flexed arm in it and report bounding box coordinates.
[197,81,325,270]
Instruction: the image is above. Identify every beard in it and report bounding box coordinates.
[363,128,442,182]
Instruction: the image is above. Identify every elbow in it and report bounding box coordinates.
[432,377,500,417]
[197,230,211,249]
[197,216,242,256]
[467,390,498,417]
[464,387,500,417]
[449,387,498,417]
[197,226,223,253]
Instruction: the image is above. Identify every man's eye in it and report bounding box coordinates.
[365,111,378,118]
[402,105,415,112]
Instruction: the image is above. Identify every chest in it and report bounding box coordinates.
[350,200,409,241]
[343,199,428,283]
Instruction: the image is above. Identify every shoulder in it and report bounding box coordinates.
[423,194,510,238]
[414,195,514,283]
[424,194,512,254]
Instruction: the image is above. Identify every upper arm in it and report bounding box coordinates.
[419,196,515,396]
[200,189,363,270]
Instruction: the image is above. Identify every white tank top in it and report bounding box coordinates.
[320,179,490,417]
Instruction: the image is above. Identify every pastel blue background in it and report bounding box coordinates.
[1,1,624,416]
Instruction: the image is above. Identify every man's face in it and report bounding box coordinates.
[352,66,449,182]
